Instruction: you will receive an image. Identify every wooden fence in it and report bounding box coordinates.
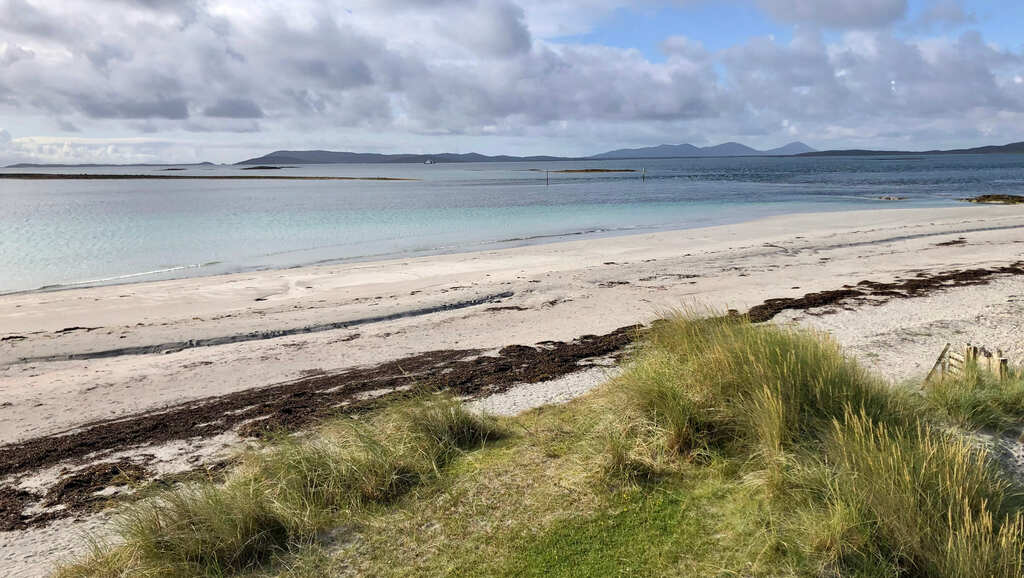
[926,343,1013,383]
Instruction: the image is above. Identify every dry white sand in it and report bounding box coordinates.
[3,204,1024,444]
[3,204,1024,576]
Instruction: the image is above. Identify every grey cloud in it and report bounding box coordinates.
[0,0,59,36]
[661,36,708,61]
[204,98,264,118]
[184,119,261,132]
[439,0,532,58]
[107,0,203,25]
[757,0,907,27]
[56,118,80,132]
[85,43,131,73]
[77,96,190,119]
[1,43,34,66]
[911,0,975,31]
[293,57,374,89]
[0,128,11,145]
[722,28,1024,133]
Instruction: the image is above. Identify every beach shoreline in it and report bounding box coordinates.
[0,197,950,298]
[3,204,1024,431]
[4,204,1024,575]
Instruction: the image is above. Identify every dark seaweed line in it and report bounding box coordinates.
[748,261,1024,323]
[13,291,515,364]
[0,326,639,485]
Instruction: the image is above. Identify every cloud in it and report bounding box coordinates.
[0,0,1022,164]
[56,118,80,132]
[0,0,60,37]
[0,134,209,164]
[911,0,975,31]
[756,0,908,28]
[1,42,34,66]
[203,97,263,118]
[76,96,190,120]
[440,0,532,58]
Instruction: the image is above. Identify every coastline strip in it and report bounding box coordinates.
[0,173,415,180]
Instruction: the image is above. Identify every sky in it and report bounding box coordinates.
[0,0,1023,164]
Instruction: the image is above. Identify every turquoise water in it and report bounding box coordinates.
[1,154,1022,293]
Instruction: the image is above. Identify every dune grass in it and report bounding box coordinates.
[56,397,505,577]
[924,364,1024,429]
[57,314,1024,577]
[612,314,1024,576]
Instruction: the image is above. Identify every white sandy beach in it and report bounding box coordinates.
[3,204,1024,442]
[3,204,1024,575]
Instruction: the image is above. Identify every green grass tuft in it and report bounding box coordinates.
[618,313,909,459]
[825,410,1024,576]
[401,395,506,466]
[57,395,503,577]
[115,478,288,575]
[925,364,1024,429]
[611,313,1024,576]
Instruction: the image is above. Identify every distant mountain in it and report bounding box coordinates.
[5,161,215,168]
[237,150,568,165]
[238,142,819,165]
[799,141,1024,157]
[700,142,761,156]
[590,141,815,159]
[589,143,702,159]
[764,142,818,155]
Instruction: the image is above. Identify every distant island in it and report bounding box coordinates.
[6,140,1024,169]
[236,151,569,165]
[797,141,1024,157]
[590,141,816,159]
[237,142,816,165]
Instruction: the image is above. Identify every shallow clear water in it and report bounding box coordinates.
[1,154,1022,293]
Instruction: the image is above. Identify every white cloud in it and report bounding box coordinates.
[0,0,1021,163]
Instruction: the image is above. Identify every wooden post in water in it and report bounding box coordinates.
[641,167,645,182]
[546,170,549,186]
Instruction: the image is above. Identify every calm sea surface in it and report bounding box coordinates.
[1,154,1022,294]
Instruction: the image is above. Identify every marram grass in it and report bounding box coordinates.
[56,395,505,577]
[56,314,1024,577]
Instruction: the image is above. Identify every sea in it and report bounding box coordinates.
[1,154,1023,294]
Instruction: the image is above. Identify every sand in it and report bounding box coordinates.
[3,204,1024,576]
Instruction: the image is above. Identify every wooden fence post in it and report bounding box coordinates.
[926,343,951,383]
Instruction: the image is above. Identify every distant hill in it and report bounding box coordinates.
[590,141,815,160]
[239,142,818,165]
[590,143,702,159]
[799,141,1024,157]
[764,142,819,155]
[237,150,568,165]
